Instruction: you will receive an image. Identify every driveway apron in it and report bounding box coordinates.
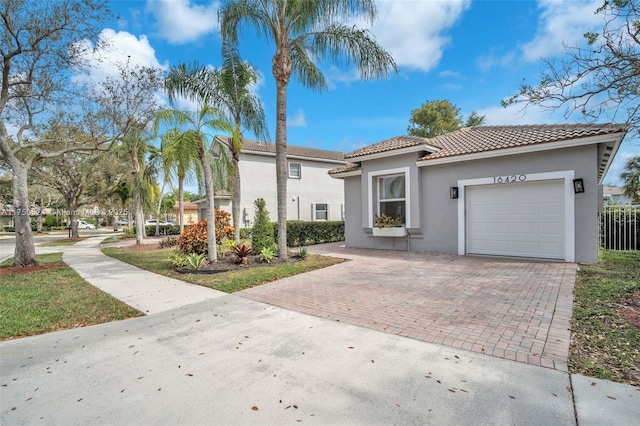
[239,243,576,371]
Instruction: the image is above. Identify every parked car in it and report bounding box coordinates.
[77,220,96,229]
[117,219,129,226]
[145,219,169,226]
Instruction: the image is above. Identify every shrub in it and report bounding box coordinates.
[159,236,178,248]
[239,228,252,240]
[273,221,345,247]
[169,249,189,267]
[177,220,208,255]
[251,198,274,253]
[3,226,15,232]
[176,210,235,255]
[121,228,136,239]
[215,210,235,244]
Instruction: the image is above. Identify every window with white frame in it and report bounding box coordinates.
[313,203,328,221]
[288,162,301,179]
[378,174,406,224]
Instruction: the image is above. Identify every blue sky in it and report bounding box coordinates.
[87,0,639,185]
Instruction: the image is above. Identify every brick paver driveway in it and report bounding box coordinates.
[239,243,576,371]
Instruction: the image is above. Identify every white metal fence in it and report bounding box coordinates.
[599,205,639,251]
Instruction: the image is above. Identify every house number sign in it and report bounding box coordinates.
[493,174,527,184]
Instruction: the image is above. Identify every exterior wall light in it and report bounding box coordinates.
[450,187,459,199]
[573,178,585,194]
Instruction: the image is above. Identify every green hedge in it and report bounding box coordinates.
[271,221,344,247]
[133,225,181,236]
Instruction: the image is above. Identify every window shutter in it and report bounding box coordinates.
[311,203,316,221]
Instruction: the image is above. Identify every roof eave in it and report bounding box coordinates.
[330,170,362,179]
[347,144,440,162]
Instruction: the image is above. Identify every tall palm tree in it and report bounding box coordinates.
[221,0,396,259]
[159,128,202,233]
[118,127,160,245]
[621,155,640,203]
[154,105,235,263]
[164,48,268,241]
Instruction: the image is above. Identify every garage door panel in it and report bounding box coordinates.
[466,180,565,260]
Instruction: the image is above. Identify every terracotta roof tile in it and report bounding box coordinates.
[328,162,361,175]
[329,123,627,176]
[417,123,627,162]
[345,135,437,159]
[216,135,346,162]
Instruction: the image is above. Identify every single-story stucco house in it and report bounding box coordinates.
[329,124,627,264]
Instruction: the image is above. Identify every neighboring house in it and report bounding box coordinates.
[329,124,628,264]
[603,186,634,205]
[211,136,347,227]
[174,201,199,226]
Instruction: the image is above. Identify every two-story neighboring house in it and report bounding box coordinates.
[196,136,347,228]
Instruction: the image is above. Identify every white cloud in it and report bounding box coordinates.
[438,70,462,78]
[146,0,220,44]
[288,109,307,127]
[520,0,603,62]
[72,28,168,86]
[360,0,471,72]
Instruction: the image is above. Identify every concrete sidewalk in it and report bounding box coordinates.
[1,237,638,425]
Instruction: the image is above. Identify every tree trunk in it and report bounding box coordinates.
[232,156,241,241]
[134,177,144,245]
[198,137,217,263]
[11,161,38,266]
[274,78,288,260]
[178,177,185,234]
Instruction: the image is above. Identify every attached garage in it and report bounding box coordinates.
[330,124,629,264]
[465,180,565,260]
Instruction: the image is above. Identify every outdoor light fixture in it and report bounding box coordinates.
[450,186,459,199]
[573,178,585,194]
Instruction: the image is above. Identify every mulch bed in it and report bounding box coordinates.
[0,263,66,276]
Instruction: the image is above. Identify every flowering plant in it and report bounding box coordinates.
[374,213,402,228]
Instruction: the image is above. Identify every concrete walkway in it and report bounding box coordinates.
[1,237,638,425]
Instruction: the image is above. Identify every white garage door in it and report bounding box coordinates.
[466,180,565,260]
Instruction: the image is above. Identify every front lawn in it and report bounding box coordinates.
[101,246,345,293]
[571,250,640,386]
[0,253,142,340]
[38,238,86,247]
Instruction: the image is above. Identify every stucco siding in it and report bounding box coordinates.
[239,152,345,226]
[343,144,601,263]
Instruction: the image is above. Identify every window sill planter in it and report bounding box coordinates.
[372,226,407,237]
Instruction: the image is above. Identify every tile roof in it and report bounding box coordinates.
[345,135,435,159]
[329,124,627,175]
[328,162,361,175]
[216,135,346,162]
[417,124,627,162]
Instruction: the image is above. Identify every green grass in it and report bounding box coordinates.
[571,250,640,386]
[0,253,142,340]
[38,238,85,247]
[102,246,345,293]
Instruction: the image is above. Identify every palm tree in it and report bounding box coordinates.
[221,0,396,259]
[117,126,160,245]
[154,105,235,263]
[163,48,269,241]
[159,128,202,233]
[621,155,640,203]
